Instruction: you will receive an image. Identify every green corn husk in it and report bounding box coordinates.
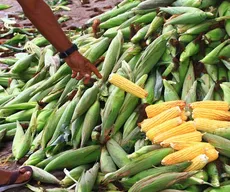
[112,74,147,135]
[134,30,175,80]
[128,172,196,192]
[134,12,156,24]
[80,99,100,147]
[101,31,123,82]
[60,165,90,187]
[163,79,180,101]
[121,161,191,189]
[76,163,99,192]
[24,149,46,166]
[203,133,230,158]
[29,165,60,185]
[106,138,130,168]
[103,148,173,183]
[136,0,175,10]
[44,145,101,172]
[101,87,125,143]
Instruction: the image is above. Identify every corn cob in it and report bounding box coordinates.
[141,106,182,132]
[128,172,195,192]
[220,83,230,104]
[29,165,60,185]
[109,73,148,99]
[170,142,205,151]
[60,165,90,187]
[203,133,230,158]
[190,101,229,111]
[106,138,130,168]
[24,149,46,166]
[205,148,219,162]
[184,154,209,172]
[207,161,220,188]
[76,163,99,192]
[192,108,230,121]
[134,11,156,24]
[103,148,173,183]
[100,146,117,174]
[194,118,230,132]
[154,121,196,144]
[121,161,191,189]
[163,79,180,101]
[181,110,190,121]
[101,31,123,82]
[145,100,186,118]
[44,145,100,172]
[162,143,212,165]
[161,131,203,147]
[146,117,183,141]
[80,99,100,147]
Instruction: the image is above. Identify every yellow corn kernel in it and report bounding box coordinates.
[190,101,229,111]
[170,142,209,150]
[161,131,203,147]
[108,73,148,99]
[153,121,196,144]
[205,148,219,162]
[192,108,230,121]
[181,110,190,121]
[194,118,230,132]
[146,117,183,141]
[184,154,209,172]
[161,143,212,165]
[141,106,182,132]
[145,100,186,118]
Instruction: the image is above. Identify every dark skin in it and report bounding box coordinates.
[16,0,102,84]
[0,0,102,185]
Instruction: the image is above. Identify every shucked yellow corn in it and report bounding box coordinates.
[192,108,230,121]
[141,106,182,132]
[160,131,203,147]
[190,101,229,111]
[194,118,230,132]
[184,154,209,172]
[109,73,148,98]
[170,142,207,150]
[145,100,186,118]
[153,121,196,144]
[162,143,214,165]
[146,117,183,141]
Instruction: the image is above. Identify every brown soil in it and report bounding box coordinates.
[0,0,122,28]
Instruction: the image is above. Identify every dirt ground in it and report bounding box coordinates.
[0,0,122,28]
[0,0,122,191]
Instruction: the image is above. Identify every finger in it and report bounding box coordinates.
[76,72,84,80]
[71,70,78,78]
[89,64,102,79]
[83,74,91,84]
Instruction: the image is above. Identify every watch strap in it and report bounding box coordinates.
[59,44,78,59]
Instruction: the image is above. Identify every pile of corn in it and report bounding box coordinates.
[1,0,230,191]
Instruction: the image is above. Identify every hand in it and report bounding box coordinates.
[65,51,102,84]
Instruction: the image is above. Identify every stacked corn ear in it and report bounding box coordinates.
[1,0,230,191]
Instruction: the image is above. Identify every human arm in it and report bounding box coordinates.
[16,0,102,83]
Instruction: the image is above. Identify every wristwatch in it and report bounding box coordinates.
[59,44,78,59]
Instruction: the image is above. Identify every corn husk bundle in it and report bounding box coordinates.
[1,0,230,191]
